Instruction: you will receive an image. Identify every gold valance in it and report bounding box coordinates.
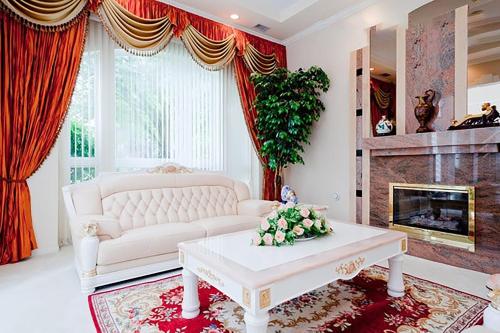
[0,0,87,28]
[97,0,173,55]
[182,25,236,70]
[0,0,283,74]
[96,0,280,73]
[243,43,278,75]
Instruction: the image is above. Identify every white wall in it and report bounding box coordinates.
[284,0,430,222]
[28,145,61,255]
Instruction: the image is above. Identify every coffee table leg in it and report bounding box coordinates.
[244,311,269,333]
[387,254,405,297]
[181,268,200,318]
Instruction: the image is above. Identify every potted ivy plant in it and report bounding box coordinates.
[250,66,330,199]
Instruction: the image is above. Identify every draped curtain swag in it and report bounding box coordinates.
[0,0,286,264]
[0,0,88,29]
[97,0,173,55]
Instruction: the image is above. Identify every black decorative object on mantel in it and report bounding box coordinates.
[448,103,500,130]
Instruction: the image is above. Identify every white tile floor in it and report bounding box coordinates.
[0,246,491,333]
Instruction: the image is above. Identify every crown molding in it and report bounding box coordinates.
[283,0,380,45]
[159,0,284,45]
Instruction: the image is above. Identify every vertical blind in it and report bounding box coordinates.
[68,50,99,183]
[114,42,227,171]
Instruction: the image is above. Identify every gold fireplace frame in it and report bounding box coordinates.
[389,183,475,252]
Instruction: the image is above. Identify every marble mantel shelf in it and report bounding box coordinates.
[362,127,499,156]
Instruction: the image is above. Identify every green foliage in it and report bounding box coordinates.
[254,204,332,247]
[70,118,95,158]
[70,167,96,184]
[250,66,330,172]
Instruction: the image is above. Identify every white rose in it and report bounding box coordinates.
[275,230,285,243]
[262,233,274,246]
[277,218,288,230]
[302,218,313,229]
[260,219,271,231]
[300,208,310,218]
[253,233,262,245]
[292,225,304,236]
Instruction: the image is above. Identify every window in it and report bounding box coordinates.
[114,44,225,171]
[68,50,99,183]
[64,21,257,193]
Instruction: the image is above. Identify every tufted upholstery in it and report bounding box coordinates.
[102,186,239,230]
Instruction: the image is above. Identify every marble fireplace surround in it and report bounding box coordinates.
[363,127,499,274]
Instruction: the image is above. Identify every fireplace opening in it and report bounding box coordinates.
[389,183,475,252]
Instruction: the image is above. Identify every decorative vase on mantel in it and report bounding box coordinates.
[414,89,436,133]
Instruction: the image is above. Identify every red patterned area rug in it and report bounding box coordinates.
[88,266,487,333]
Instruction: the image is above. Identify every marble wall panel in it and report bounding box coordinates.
[406,11,455,133]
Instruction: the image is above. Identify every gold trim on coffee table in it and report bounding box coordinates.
[242,287,251,307]
[389,183,475,252]
[335,257,366,276]
[259,288,271,309]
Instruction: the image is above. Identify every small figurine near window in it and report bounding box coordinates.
[281,185,298,204]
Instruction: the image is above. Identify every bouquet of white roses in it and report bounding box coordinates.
[253,203,332,246]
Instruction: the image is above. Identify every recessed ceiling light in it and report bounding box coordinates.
[230,14,239,20]
[370,67,375,71]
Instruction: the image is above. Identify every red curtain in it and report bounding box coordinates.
[97,0,287,200]
[0,11,88,264]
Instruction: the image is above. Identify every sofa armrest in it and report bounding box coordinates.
[69,215,121,286]
[72,215,122,239]
[237,200,278,217]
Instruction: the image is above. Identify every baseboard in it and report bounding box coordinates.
[32,246,60,256]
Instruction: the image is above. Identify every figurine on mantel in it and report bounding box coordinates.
[448,102,500,130]
[414,89,436,133]
[375,115,395,136]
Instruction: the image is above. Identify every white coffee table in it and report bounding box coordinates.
[178,221,407,333]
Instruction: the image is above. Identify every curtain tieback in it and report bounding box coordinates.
[0,177,26,183]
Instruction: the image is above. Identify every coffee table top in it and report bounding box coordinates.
[179,221,406,288]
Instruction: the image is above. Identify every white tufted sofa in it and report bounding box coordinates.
[62,173,275,293]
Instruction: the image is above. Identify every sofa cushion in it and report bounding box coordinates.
[97,223,206,265]
[192,215,260,237]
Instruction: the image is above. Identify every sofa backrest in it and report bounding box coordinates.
[62,173,251,230]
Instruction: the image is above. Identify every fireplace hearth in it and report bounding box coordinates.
[389,183,475,252]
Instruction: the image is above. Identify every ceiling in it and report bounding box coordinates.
[163,0,374,42]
